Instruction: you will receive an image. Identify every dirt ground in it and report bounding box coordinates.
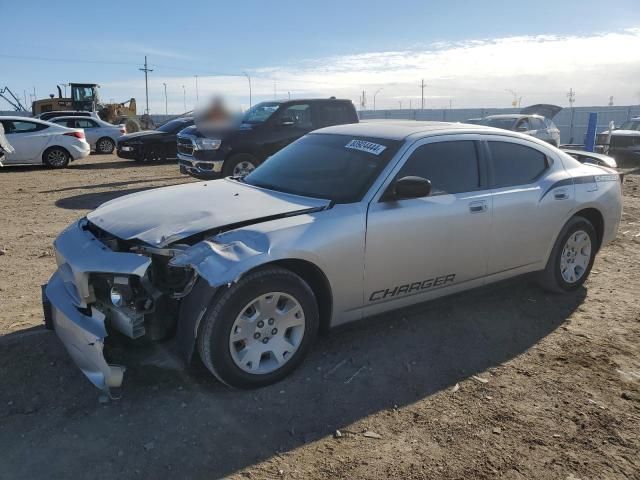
[0,155,639,480]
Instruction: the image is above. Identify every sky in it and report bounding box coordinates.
[2,0,640,114]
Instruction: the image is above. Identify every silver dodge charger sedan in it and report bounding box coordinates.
[43,121,622,394]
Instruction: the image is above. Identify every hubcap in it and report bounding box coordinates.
[560,230,592,283]
[229,292,305,374]
[47,150,66,166]
[233,160,256,177]
[99,139,113,152]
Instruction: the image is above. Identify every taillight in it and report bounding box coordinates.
[64,131,85,139]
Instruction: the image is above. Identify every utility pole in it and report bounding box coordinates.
[182,85,186,113]
[243,72,252,108]
[409,99,412,110]
[373,88,382,111]
[420,79,425,110]
[139,56,153,114]
[360,90,366,110]
[608,96,614,106]
[163,83,168,115]
[567,88,576,143]
[398,100,402,110]
[288,91,291,100]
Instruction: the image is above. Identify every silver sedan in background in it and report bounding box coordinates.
[50,116,126,154]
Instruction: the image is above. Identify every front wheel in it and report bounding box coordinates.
[43,147,70,168]
[197,267,319,388]
[222,153,258,177]
[538,216,597,293]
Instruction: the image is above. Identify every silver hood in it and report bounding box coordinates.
[87,178,330,247]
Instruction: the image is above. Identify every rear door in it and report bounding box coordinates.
[261,103,314,157]
[485,138,570,274]
[2,120,51,163]
[74,118,101,149]
[363,135,492,313]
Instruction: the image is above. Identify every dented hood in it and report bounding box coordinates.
[87,179,330,247]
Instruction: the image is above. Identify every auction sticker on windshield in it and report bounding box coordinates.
[345,139,387,155]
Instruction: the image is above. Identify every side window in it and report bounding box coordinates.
[278,104,312,129]
[530,118,544,130]
[53,119,75,128]
[396,141,480,195]
[488,141,548,188]
[5,121,47,133]
[515,118,531,131]
[76,119,98,128]
[317,103,352,127]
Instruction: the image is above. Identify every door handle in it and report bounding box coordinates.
[469,200,488,213]
[554,189,569,200]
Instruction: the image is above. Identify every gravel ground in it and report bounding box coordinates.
[0,155,639,479]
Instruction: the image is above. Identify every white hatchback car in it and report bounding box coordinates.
[50,116,126,154]
[0,116,90,168]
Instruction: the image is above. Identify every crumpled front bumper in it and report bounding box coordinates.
[43,219,151,393]
[45,271,125,392]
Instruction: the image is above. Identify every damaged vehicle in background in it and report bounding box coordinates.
[597,117,640,161]
[478,104,562,147]
[117,116,194,162]
[43,120,622,395]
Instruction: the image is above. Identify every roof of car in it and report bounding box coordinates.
[0,116,48,122]
[315,120,490,140]
[484,114,544,120]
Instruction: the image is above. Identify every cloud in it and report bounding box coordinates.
[101,28,640,113]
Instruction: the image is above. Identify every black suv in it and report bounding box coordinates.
[177,98,358,179]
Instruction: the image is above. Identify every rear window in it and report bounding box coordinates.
[488,141,548,188]
[317,103,355,128]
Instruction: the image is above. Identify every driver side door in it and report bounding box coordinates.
[362,135,493,315]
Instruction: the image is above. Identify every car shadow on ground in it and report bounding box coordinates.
[54,183,192,210]
[0,277,585,479]
[41,176,187,194]
[69,159,177,170]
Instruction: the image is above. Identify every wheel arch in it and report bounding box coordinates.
[573,207,604,251]
[42,145,71,164]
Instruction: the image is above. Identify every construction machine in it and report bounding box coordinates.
[32,83,143,131]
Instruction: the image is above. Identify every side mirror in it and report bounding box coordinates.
[280,116,295,126]
[392,176,431,200]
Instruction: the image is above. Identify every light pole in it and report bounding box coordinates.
[398,100,402,110]
[163,83,168,115]
[373,88,383,111]
[243,72,252,108]
[182,85,186,113]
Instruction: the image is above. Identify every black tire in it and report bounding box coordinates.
[96,137,115,154]
[42,147,70,168]
[538,216,597,293]
[197,266,319,389]
[222,153,258,177]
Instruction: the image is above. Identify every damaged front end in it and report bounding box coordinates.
[43,218,198,394]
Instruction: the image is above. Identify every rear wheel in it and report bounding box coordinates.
[223,153,258,177]
[197,267,319,388]
[96,137,115,154]
[42,147,70,168]
[538,216,597,293]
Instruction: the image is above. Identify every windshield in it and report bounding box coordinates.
[242,102,280,124]
[618,121,640,131]
[481,117,518,130]
[244,134,401,203]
